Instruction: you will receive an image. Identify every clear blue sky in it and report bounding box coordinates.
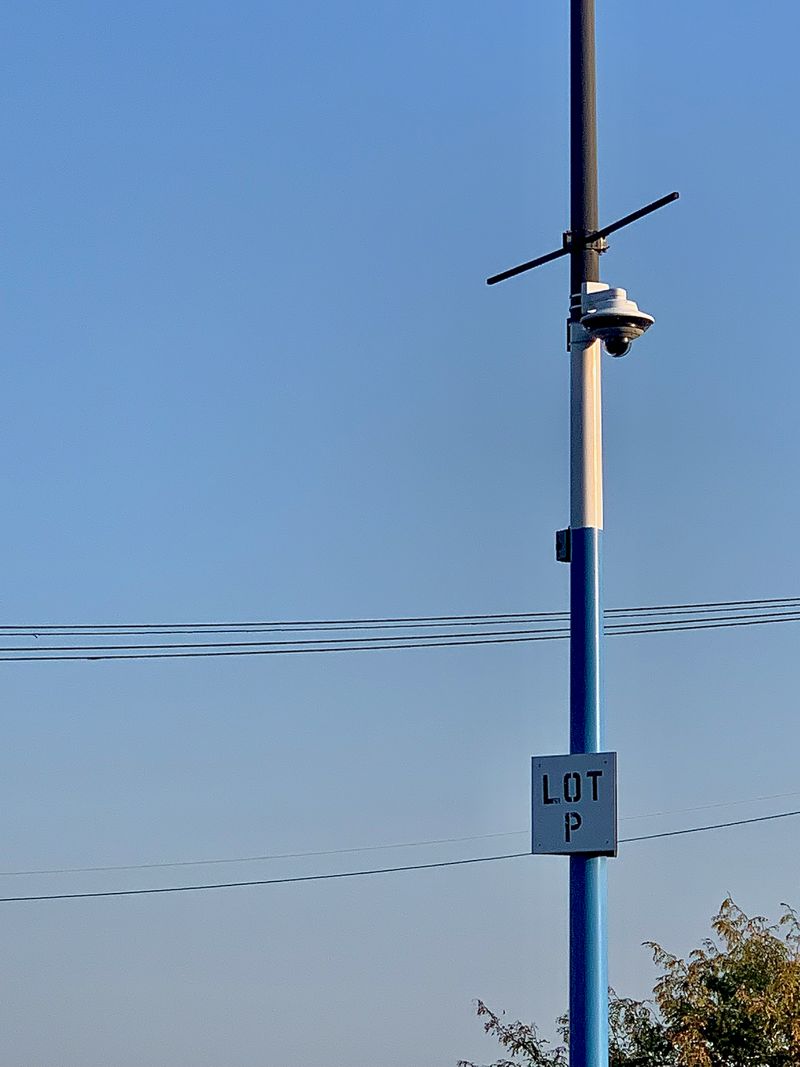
[1,2,799,1064]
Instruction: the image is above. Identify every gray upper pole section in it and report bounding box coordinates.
[570,0,599,303]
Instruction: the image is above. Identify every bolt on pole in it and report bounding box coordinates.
[568,4,607,1067]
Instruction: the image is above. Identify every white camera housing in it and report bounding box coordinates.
[580,284,654,357]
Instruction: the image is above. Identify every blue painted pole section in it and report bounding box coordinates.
[569,528,602,755]
[569,526,607,1067]
[570,853,607,1067]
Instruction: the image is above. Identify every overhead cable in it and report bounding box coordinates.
[0,608,798,661]
[2,809,799,904]
[4,787,800,878]
[1,596,799,636]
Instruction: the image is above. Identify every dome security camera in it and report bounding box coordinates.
[580,286,654,357]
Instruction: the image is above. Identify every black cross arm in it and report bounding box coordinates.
[486,191,679,286]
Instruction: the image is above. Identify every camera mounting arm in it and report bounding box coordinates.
[486,190,679,286]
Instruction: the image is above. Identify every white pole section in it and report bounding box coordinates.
[569,283,605,531]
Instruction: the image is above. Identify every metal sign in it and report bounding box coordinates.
[531,752,617,856]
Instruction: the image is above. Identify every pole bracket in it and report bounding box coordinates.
[562,231,608,256]
[486,191,679,286]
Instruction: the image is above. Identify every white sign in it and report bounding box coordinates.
[531,752,617,855]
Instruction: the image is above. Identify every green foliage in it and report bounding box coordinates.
[460,900,800,1067]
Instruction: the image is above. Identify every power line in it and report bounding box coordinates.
[0,624,572,654]
[0,633,562,661]
[606,612,800,637]
[6,788,800,879]
[0,830,525,878]
[6,601,797,638]
[1,610,799,653]
[1,596,798,635]
[618,787,800,822]
[2,809,798,904]
[0,608,798,661]
[606,596,800,615]
[620,809,800,842]
[0,852,530,903]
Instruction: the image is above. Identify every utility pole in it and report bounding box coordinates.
[567,5,606,1066]
[488,4,678,1067]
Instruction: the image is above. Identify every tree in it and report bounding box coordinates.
[459,899,800,1067]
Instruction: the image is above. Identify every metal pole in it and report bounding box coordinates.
[568,3,607,1067]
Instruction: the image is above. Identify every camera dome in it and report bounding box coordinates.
[580,286,654,356]
[603,337,632,358]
